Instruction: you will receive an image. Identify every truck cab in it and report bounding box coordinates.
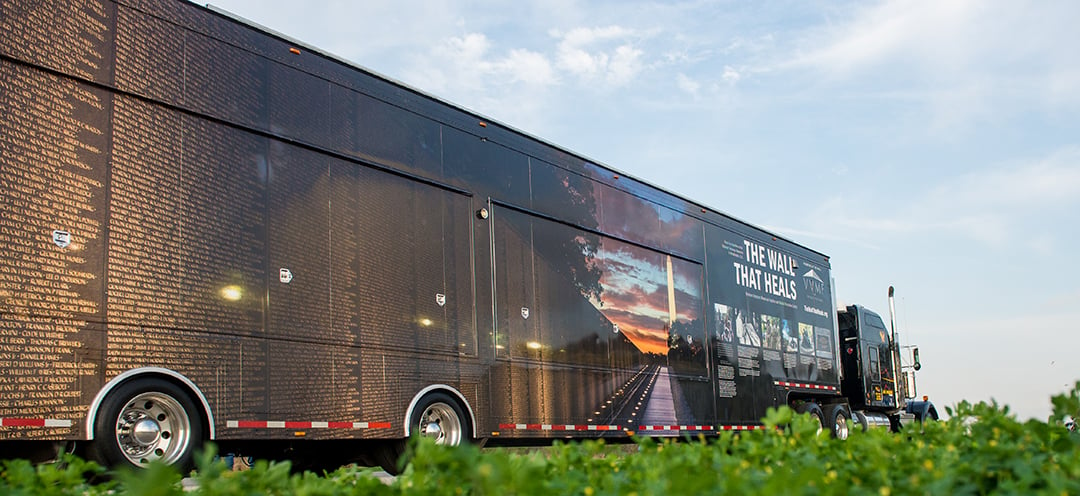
[838,305,897,410]
[837,305,906,429]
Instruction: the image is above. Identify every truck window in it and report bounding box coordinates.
[868,347,880,379]
[863,313,887,332]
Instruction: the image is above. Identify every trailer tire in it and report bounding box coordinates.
[376,391,472,474]
[86,377,204,472]
[369,439,406,475]
[825,404,850,440]
[795,402,825,435]
[852,411,870,432]
[409,392,471,447]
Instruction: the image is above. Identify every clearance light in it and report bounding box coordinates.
[526,341,542,350]
[220,285,243,301]
[419,318,433,327]
[289,47,301,55]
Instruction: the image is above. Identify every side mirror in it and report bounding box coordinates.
[912,347,921,371]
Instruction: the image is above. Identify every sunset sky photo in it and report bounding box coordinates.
[588,240,702,355]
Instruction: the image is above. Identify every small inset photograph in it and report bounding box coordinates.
[815,326,832,357]
[761,314,781,350]
[785,321,801,353]
[739,312,761,347]
[714,303,735,343]
[799,322,815,354]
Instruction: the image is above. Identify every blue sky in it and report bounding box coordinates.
[204,0,1080,420]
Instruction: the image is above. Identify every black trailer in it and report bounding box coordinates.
[0,0,918,472]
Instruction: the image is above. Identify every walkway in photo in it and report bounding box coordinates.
[640,366,678,426]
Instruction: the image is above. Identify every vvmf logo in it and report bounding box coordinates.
[802,269,825,299]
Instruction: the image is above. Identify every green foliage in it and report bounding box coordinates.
[4,383,1080,495]
[0,454,112,496]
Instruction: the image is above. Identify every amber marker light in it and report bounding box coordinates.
[289,47,301,55]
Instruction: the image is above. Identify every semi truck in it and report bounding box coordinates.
[0,0,933,472]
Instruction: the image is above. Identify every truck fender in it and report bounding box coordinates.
[905,400,939,422]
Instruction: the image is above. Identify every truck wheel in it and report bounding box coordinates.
[795,402,825,435]
[852,411,870,432]
[86,378,204,471]
[372,440,406,474]
[825,404,850,440]
[377,391,472,475]
[410,392,470,447]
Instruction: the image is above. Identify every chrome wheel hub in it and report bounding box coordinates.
[835,416,850,440]
[114,392,191,466]
[419,403,462,446]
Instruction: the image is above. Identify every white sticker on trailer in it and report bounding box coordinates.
[52,230,71,248]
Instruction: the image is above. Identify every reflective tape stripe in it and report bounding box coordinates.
[638,425,715,431]
[227,420,392,429]
[498,423,621,431]
[0,418,73,427]
[774,381,838,391]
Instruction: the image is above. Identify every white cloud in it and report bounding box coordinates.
[807,146,1080,246]
[785,0,999,78]
[923,146,1080,212]
[721,65,741,85]
[500,49,557,86]
[445,32,491,62]
[676,73,700,98]
[774,0,1080,131]
[553,26,644,87]
[430,33,557,89]
[557,25,634,48]
[607,45,644,86]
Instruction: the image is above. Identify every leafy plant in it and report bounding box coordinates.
[3,382,1080,495]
